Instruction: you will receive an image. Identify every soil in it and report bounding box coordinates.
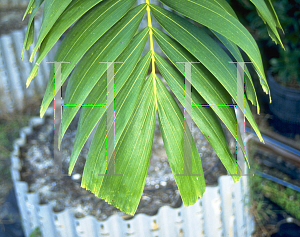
[19,100,231,221]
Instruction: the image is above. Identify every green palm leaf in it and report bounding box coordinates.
[23,0,283,215]
[26,0,106,86]
[23,0,36,18]
[59,4,146,148]
[68,30,150,174]
[22,0,44,59]
[81,51,152,193]
[82,72,156,215]
[249,0,284,47]
[156,74,206,204]
[39,0,138,118]
[150,5,245,109]
[154,52,242,182]
[28,0,73,62]
[152,28,249,166]
[210,0,238,18]
[154,0,279,99]
[211,31,259,112]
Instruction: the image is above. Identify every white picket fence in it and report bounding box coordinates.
[0,0,29,8]
[0,16,58,115]
[10,107,255,237]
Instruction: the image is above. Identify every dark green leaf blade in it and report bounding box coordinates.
[68,32,151,175]
[249,0,284,47]
[212,30,259,113]
[155,53,242,182]
[40,0,140,118]
[59,4,147,149]
[154,1,271,97]
[152,27,249,166]
[156,74,207,205]
[28,0,73,63]
[82,73,157,215]
[26,0,116,88]
[22,0,44,60]
[265,0,283,31]
[150,7,263,145]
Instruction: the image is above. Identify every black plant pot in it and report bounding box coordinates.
[268,72,300,137]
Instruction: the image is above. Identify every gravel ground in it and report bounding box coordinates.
[19,94,234,220]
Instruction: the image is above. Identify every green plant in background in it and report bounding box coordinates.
[269,0,300,87]
[249,168,277,236]
[29,227,42,237]
[233,0,300,86]
[0,115,32,203]
[22,0,283,215]
[261,176,300,221]
[250,163,300,222]
[270,46,300,86]
[246,140,276,235]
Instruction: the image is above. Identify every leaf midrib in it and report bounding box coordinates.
[153,6,239,104]
[81,30,150,130]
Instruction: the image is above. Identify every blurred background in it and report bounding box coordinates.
[229,1,300,236]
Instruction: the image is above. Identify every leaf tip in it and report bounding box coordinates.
[58,136,62,150]
[68,166,73,176]
[29,48,37,62]
[40,106,46,118]
[81,183,86,189]
[257,103,260,115]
